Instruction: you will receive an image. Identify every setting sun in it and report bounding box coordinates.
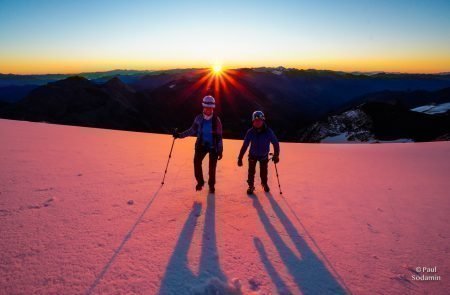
[212,64,222,74]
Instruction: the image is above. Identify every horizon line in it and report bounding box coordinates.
[1,66,450,76]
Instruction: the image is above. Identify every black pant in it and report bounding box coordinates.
[194,147,218,186]
[248,156,269,186]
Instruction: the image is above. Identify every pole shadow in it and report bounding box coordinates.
[251,192,347,294]
[159,194,235,295]
[86,185,163,295]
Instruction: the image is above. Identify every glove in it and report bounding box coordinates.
[272,155,279,164]
[172,131,180,139]
[218,152,223,160]
[237,158,243,167]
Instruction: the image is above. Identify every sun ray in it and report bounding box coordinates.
[182,70,213,97]
[221,71,257,101]
[214,74,220,99]
[177,66,258,112]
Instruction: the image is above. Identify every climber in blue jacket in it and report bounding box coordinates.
[238,111,280,194]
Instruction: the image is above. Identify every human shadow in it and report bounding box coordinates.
[252,192,347,294]
[253,237,292,294]
[158,194,230,294]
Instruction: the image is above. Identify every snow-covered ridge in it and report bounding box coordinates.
[300,108,376,143]
[411,102,450,114]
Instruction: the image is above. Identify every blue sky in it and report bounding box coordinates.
[1,0,449,73]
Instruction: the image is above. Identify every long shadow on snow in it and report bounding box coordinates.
[252,192,346,294]
[159,193,229,294]
[86,185,163,295]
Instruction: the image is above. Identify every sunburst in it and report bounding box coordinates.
[212,64,222,75]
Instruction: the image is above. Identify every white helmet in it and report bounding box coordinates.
[252,110,265,121]
[202,95,216,108]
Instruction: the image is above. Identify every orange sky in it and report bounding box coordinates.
[2,55,450,75]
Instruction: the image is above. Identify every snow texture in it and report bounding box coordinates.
[0,119,449,294]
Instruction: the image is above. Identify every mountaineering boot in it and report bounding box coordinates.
[247,185,255,195]
[262,183,270,192]
[209,185,215,193]
[196,182,204,191]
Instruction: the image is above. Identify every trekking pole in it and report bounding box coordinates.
[161,129,177,185]
[269,153,283,194]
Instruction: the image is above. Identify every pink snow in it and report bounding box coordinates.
[0,118,449,294]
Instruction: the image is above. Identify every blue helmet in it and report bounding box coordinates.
[252,110,265,121]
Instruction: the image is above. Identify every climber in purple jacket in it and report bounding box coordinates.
[173,95,223,193]
[238,111,280,194]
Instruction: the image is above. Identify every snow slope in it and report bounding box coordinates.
[0,119,449,294]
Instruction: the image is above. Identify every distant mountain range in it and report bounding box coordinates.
[0,67,449,142]
[0,69,198,87]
